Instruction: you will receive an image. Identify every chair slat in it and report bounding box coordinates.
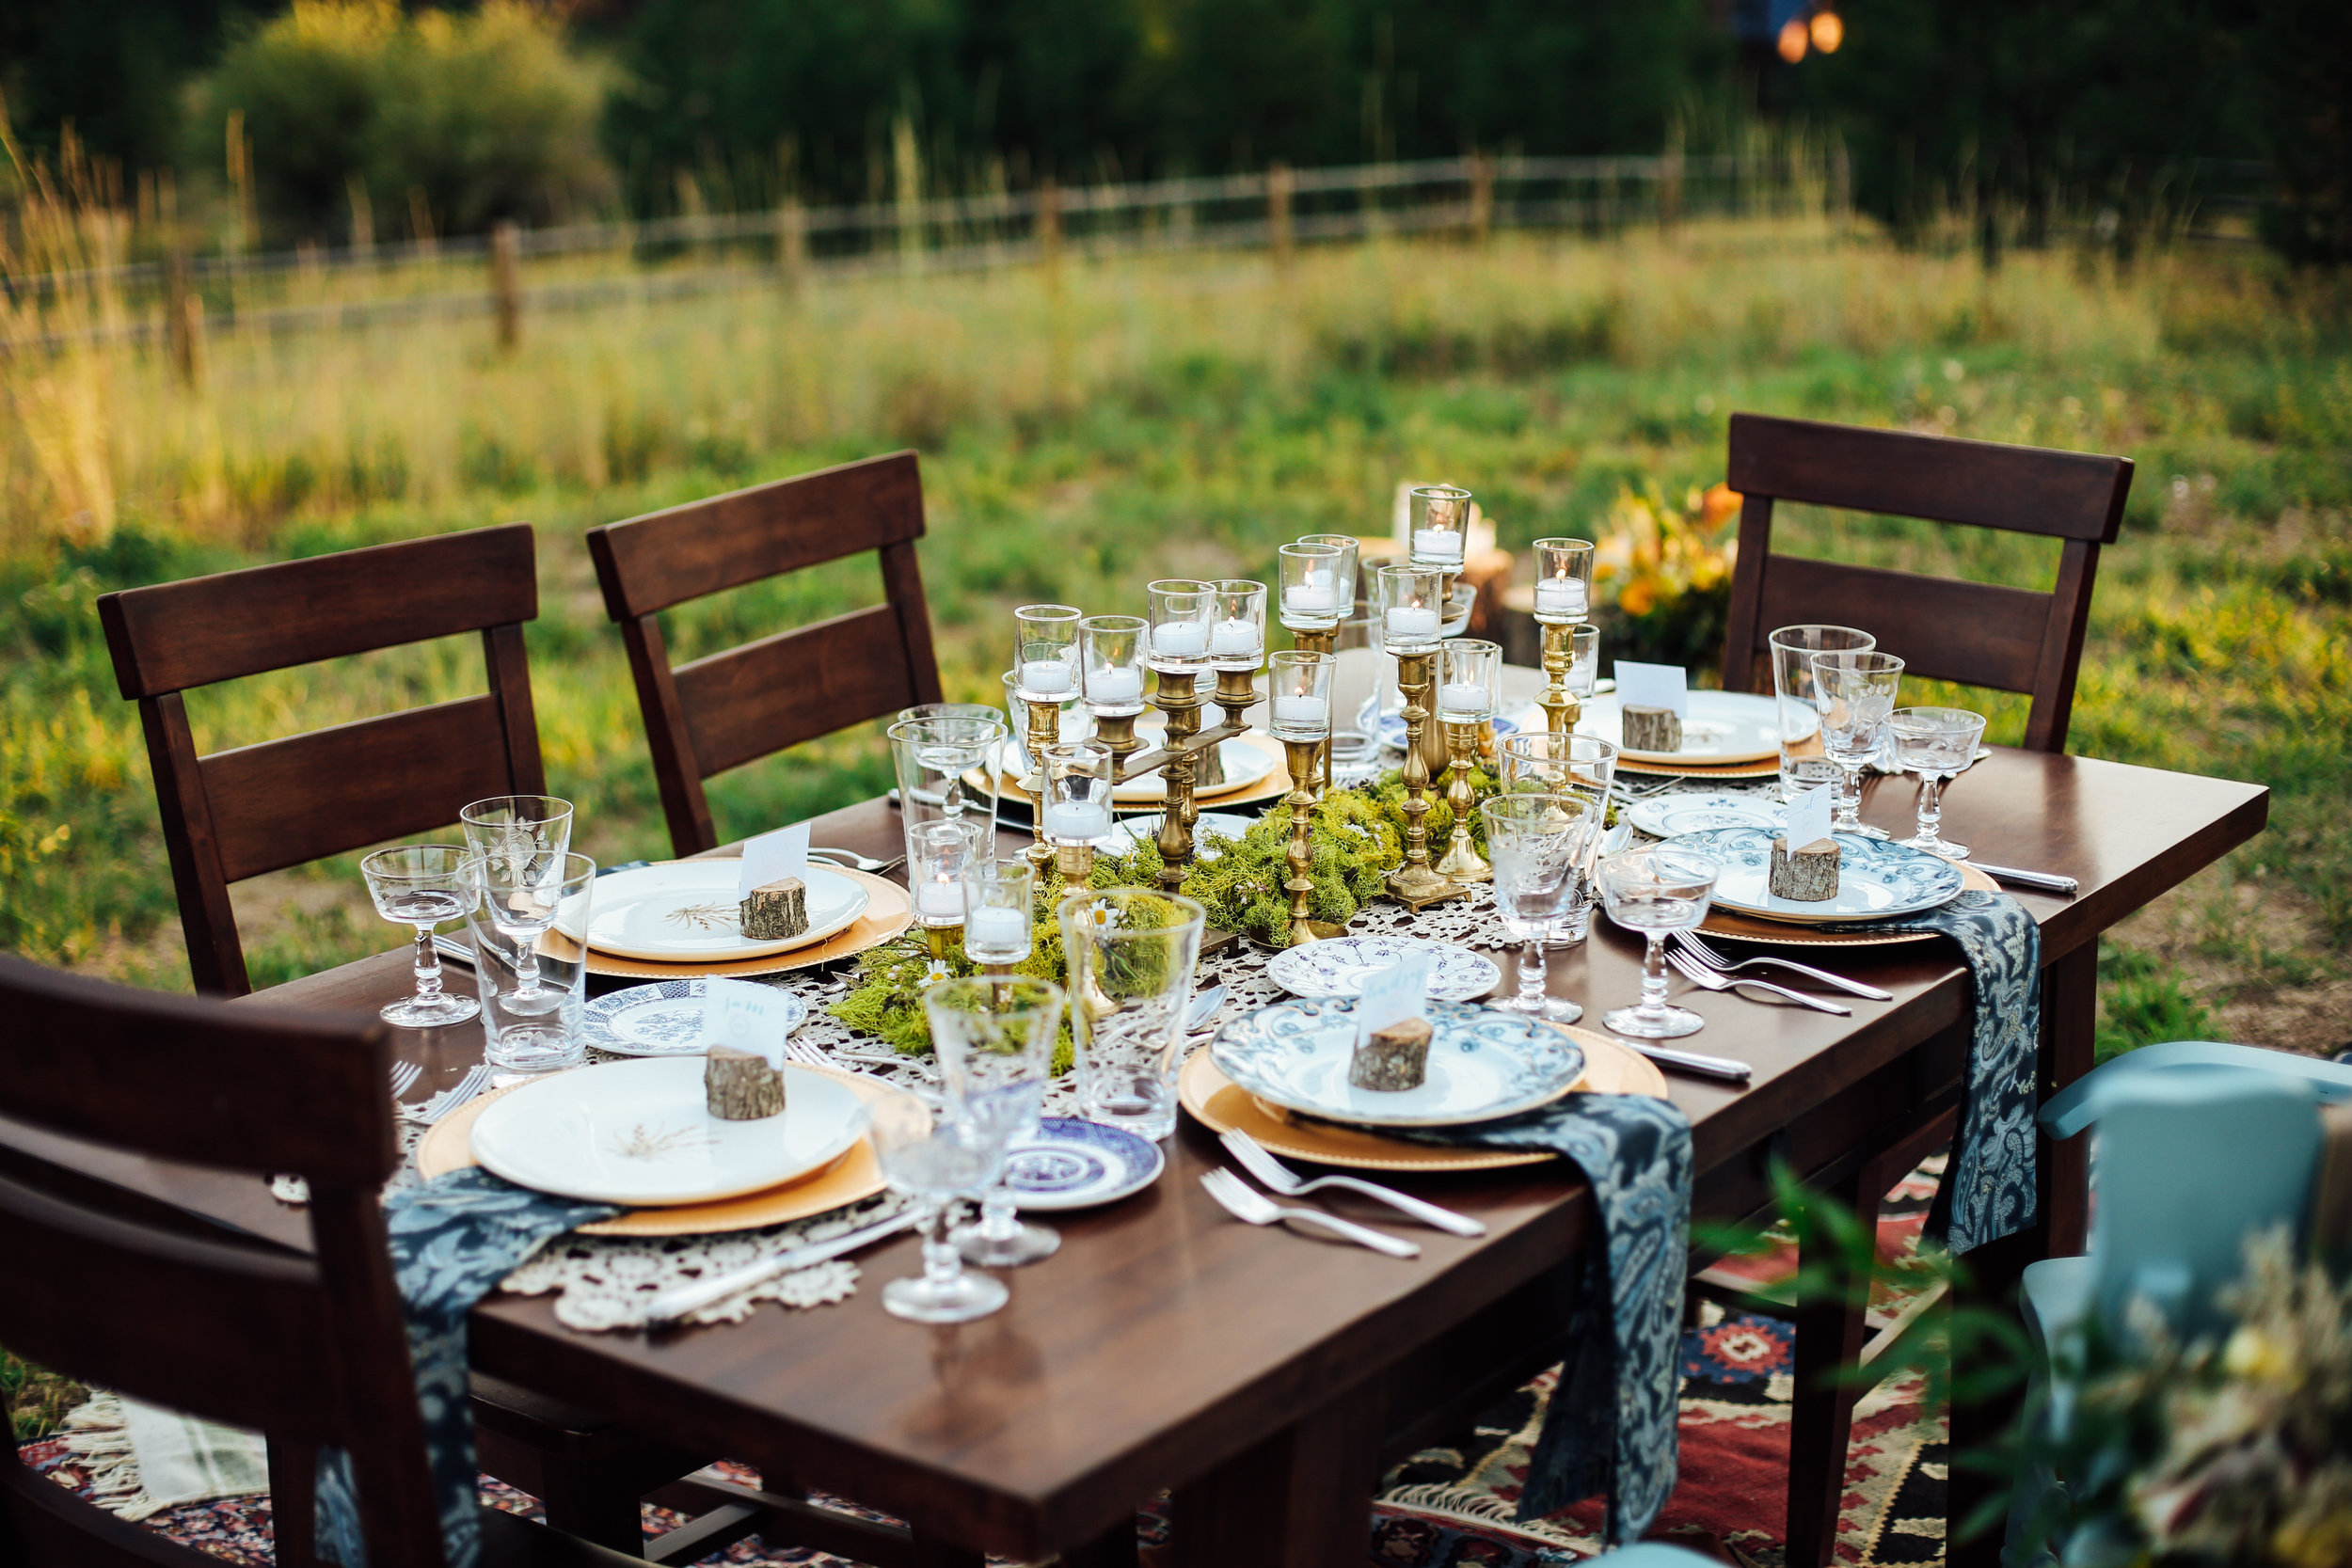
[202,695,517,883]
[1752,558,2053,694]
[675,605,919,779]
[1725,414,2130,543]
[100,525,538,698]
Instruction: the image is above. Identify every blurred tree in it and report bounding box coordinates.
[2247,0,2350,264]
[0,0,261,173]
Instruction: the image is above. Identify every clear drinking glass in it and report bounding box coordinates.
[1813,651,1906,838]
[1769,625,1875,803]
[1480,795,1596,1022]
[458,795,574,868]
[1058,888,1208,1140]
[465,851,596,1074]
[866,1095,1011,1323]
[1597,847,1722,1040]
[1497,732,1619,944]
[1889,706,1988,860]
[962,858,1036,965]
[898,702,1003,726]
[360,845,481,1028]
[926,976,1066,1268]
[888,715,1005,842]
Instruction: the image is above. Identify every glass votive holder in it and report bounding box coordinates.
[962,858,1036,966]
[1298,533,1361,617]
[1146,579,1215,673]
[1440,580,1477,639]
[1532,538,1597,625]
[1079,614,1149,716]
[1266,651,1335,741]
[1278,543,1345,631]
[907,818,981,928]
[1375,564,1445,655]
[1409,485,1471,568]
[1040,741,1116,844]
[1438,639,1502,722]
[1565,624,1601,695]
[1013,604,1083,703]
[1209,580,1267,671]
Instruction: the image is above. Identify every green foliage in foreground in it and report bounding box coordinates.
[3,1347,85,1443]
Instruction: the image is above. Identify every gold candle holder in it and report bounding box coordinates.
[1280,738,1332,946]
[923,923,960,984]
[1386,649,1466,909]
[1290,625,1338,796]
[1054,839,1096,888]
[1416,569,1461,780]
[1024,696,1061,876]
[1536,621,1581,738]
[1152,671,1204,894]
[1434,718,1491,883]
[1092,707,1145,775]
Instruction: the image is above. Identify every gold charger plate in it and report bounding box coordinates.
[1613,755,1782,780]
[583,867,912,980]
[417,1062,916,1235]
[1698,860,1999,948]
[979,731,1296,815]
[1177,1027,1671,1173]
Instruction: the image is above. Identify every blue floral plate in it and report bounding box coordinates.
[1002,1117,1165,1210]
[581,978,807,1056]
[1664,827,1965,925]
[1210,997,1583,1129]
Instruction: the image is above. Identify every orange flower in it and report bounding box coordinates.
[1701,483,1742,530]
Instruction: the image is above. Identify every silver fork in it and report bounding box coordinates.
[1219,1129,1486,1236]
[1664,948,1851,1016]
[1673,929,1893,1002]
[389,1060,422,1101]
[807,847,907,876]
[417,1065,496,1124]
[1200,1169,1420,1258]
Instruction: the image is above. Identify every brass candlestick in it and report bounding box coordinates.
[923,923,960,984]
[1386,649,1466,909]
[1280,737,1331,946]
[1023,696,1062,876]
[1290,625,1338,795]
[1054,838,1096,889]
[1434,717,1491,883]
[1152,671,1204,894]
[1415,568,1462,779]
[1536,620,1583,737]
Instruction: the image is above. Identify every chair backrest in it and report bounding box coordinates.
[1719,414,2133,753]
[585,451,942,856]
[0,956,445,1568]
[2085,1065,2324,1337]
[98,525,546,996]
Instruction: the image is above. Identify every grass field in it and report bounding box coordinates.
[3,216,2347,1053]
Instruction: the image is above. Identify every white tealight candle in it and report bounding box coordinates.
[1019,658,1073,694]
[1384,605,1440,641]
[965,907,1026,952]
[1413,528,1465,561]
[1042,801,1113,841]
[1438,682,1491,718]
[1152,620,1208,657]
[1534,577,1588,618]
[1209,618,1261,658]
[1087,666,1143,705]
[1270,692,1329,728]
[1280,584,1336,618]
[915,881,964,918]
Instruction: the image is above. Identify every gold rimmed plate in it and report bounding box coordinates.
[582,868,912,980]
[1696,860,2000,947]
[977,731,1296,814]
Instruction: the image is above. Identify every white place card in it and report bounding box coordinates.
[698,976,797,1068]
[1786,781,1836,852]
[737,822,811,900]
[1356,951,1435,1048]
[1613,660,1689,719]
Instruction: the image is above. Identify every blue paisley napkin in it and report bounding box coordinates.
[316,1167,618,1568]
[1404,1093,1692,1544]
[1816,886,2042,1255]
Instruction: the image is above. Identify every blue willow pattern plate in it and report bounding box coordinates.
[1002,1117,1165,1211]
[581,978,808,1056]
[1210,997,1585,1128]
[1665,827,1965,924]
[1263,934,1503,1003]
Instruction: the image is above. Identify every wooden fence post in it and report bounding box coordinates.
[490,220,521,353]
[779,198,806,296]
[166,249,203,389]
[1469,152,1495,244]
[1038,177,1064,287]
[1659,148,1684,237]
[1268,163,1295,270]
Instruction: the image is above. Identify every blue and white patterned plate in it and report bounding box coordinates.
[1263,934,1502,1003]
[582,978,807,1057]
[1211,997,1584,1128]
[1664,827,1965,925]
[1626,791,1787,840]
[1002,1117,1165,1210]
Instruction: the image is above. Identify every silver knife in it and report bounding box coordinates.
[1974,863,2079,896]
[433,934,475,968]
[1622,1041,1753,1083]
[643,1209,924,1325]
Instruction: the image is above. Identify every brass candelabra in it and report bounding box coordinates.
[1287,625,1338,797]
[1433,716,1492,884]
[1022,695,1064,877]
[1279,737,1343,945]
[1385,650,1467,909]
[1535,620,1584,737]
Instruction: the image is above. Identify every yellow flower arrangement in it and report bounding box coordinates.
[1588,482,1742,670]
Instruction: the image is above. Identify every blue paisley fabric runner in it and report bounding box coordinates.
[316,1167,618,1568]
[1405,1093,1692,1544]
[1816,887,2042,1256]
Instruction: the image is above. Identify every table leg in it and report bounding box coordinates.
[1169,1378,1382,1568]
[1058,1513,1141,1568]
[912,1529,985,1568]
[1947,938,2097,1568]
[1785,1167,1871,1568]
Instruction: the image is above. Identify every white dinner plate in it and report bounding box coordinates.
[585,861,869,962]
[469,1056,869,1206]
[1576,689,1783,765]
[581,978,808,1057]
[1210,997,1583,1129]
[1666,826,1966,925]
[1263,935,1502,1003]
[993,738,1277,803]
[1626,790,1788,840]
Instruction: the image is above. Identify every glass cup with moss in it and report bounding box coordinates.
[1057,888,1207,1141]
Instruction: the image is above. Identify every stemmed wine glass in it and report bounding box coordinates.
[1479,794,1597,1023]
[866,1094,1012,1324]
[1888,707,1988,860]
[360,845,481,1028]
[1811,651,1905,838]
[1597,847,1721,1040]
[925,976,1065,1268]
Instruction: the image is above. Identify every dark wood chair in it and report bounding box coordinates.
[586,451,944,857]
[1719,411,2133,753]
[97,524,547,999]
[0,955,642,1568]
[1711,413,2132,1566]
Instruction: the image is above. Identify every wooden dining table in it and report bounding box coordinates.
[1,746,2265,1568]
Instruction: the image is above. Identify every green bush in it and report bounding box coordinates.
[187,0,616,242]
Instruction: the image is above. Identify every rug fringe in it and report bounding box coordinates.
[1379,1487,1593,1550]
[56,1392,162,1518]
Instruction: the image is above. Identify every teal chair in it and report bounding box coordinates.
[1594,1548,1720,1566]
